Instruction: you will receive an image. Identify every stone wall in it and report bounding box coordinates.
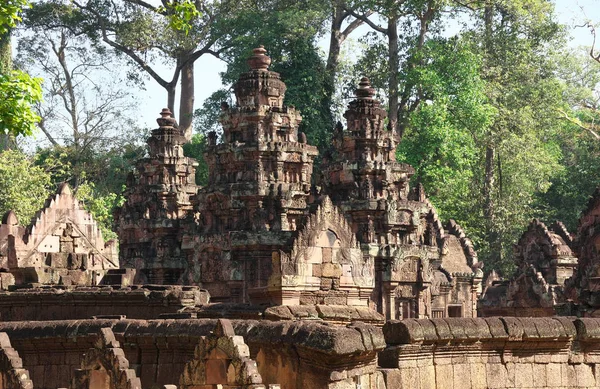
[5,317,600,388]
[0,319,384,389]
[380,317,600,389]
[0,285,209,321]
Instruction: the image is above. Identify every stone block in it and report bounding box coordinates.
[485,317,509,339]
[532,363,547,388]
[322,263,342,278]
[400,367,419,388]
[327,378,355,389]
[383,320,423,345]
[514,363,533,387]
[505,362,516,387]
[575,363,596,387]
[435,364,454,389]
[419,364,436,389]
[502,317,524,340]
[453,363,471,388]
[470,362,487,389]
[418,320,438,342]
[560,364,576,387]
[533,318,561,339]
[552,317,577,339]
[575,318,600,341]
[546,364,562,388]
[381,368,402,388]
[486,363,507,388]
[430,319,452,341]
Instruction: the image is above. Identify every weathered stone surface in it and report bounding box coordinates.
[0,184,119,288]
[116,108,198,285]
[0,285,209,321]
[321,78,482,320]
[383,320,423,344]
[0,331,33,388]
[479,219,576,317]
[180,319,276,389]
[70,327,141,389]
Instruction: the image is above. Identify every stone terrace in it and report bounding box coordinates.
[0,317,600,388]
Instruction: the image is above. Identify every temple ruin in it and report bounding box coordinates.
[0,182,119,287]
[3,46,600,389]
[479,219,577,317]
[110,46,483,321]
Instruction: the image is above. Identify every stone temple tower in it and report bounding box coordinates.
[322,77,482,320]
[116,109,198,284]
[184,46,320,302]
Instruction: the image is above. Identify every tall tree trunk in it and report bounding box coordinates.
[325,3,344,103]
[482,1,500,267]
[0,32,11,74]
[387,15,399,135]
[179,60,194,142]
[55,32,79,151]
[0,31,15,150]
[167,85,176,116]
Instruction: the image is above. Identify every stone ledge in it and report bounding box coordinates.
[0,318,385,358]
[384,317,578,345]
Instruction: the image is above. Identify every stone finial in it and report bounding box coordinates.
[57,182,72,196]
[1,210,18,226]
[355,77,375,100]
[247,46,271,71]
[157,108,178,128]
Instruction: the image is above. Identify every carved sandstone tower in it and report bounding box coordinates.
[184,47,373,306]
[184,46,319,301]
[116,109,198,284]
[323,77,482,319]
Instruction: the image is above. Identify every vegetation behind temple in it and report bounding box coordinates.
[1,0,600,277]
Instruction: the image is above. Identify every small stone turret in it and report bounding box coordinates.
[116,109,198,284]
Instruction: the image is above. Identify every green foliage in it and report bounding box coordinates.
[33,138,146,239]
[0,70,42,137]
[0,0,43,138]
[194,89,232,136]
[397,38,495,223]
[0,0,29,35]
[76,181,124,240]
[157,0,201,36]
[535,52,600,231]
[201,0,332,149]
[182,133,208,186]
[0,149,52,223]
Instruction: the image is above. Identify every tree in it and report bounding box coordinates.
[461,0,565,272]
[535,50,600,231]
[16,25,136,187]
[24,0,256,141]
[348,0,445,137]
[357,0,567,274]
[183,133,208,186]
[76,181,124,240]
[396,37,495,227]
[0,0,42,144]
[325,1,369,105]
[0,149,52,223]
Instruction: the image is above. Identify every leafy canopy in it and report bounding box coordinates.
[0,149,52,223]
[0,0,29,35]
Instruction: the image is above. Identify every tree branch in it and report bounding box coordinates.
[346,9,387,34]
[125,0,160,12]
[558,108,600,140]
